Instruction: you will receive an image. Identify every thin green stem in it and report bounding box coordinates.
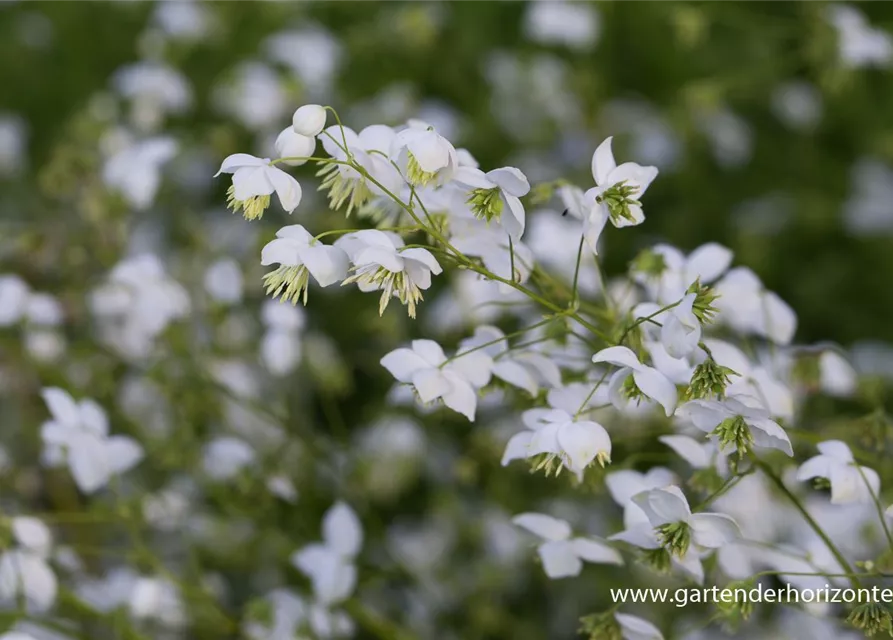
[756,459,861,588]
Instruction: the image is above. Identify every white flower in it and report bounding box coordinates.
[339,230,441,318]
[390,123,458,187]
[458,326,561,395]
[524,1,600,50]
[702,338,794,419]
[502,407,612,480]
[291,502,362,606]
[605,467,677,529]
[633,485,741,553]
[582,136,659,252]
[512,513,622,579]
[714,267,797,344]
[380,339,487,421]
[201,437,255,481]
[634,242,733,304]
[592,346,677,416]
[318,124,403,215]
[819,350,858,397]
[660,293,701,358]
[40,388,144,494]
[0,275,29,326]
[113,62,192,129]
[0,517,56,612]
[215,153,302,220]
[102,137,178,210]
[203,258,243,305]
[828,4,893,68]
[292,104,327,136]
[274,127,316,167]
[214,62,287,130]
[261,225,350,306]
[677,396,793,457]
[128,577,185,627]
[454,166,530,239]
[89,254,190,359]
[615,613,664,640]
[797,440,880,505]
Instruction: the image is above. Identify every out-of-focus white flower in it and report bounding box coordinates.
[0,517,56,612]
[512,512,622,579]
[714,267,796,344]
[113,62,192,130]
[201,437,255,481]
[0,113,26,176]
[828,4,893,68]
[524,1,600,50]
[771,81,823,131]
[89,254,190,359]
[102,137,178,210]
[797,440,880,505]
[128,576,186,628]
[214,62,287,130]
[696,107,753,169]
[40,388,144,494]
[0,275,30,326]
[291,502,362,606]
[843,158,893,235]
[633,242,732,303]
[243,589,308,640]
[153,0,211,41]
[265,27,342,96]
[203,258,243,305]
[381,339,488,421]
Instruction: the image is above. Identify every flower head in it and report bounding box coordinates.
[215,154,302,220]
[261,225,349,305]
[338,230,441,318]
[512,513,622,579]
[797,440,880,505]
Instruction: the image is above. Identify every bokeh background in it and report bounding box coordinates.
[2,2,893,639]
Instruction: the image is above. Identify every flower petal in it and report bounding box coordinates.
[322,502,363,558]
[591,137,617,186]
[537,540,583,579]
[511,513,571,542]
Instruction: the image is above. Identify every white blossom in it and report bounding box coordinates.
[380,339,488,421]
[592,346,678,416]
[216,153,302,220]
[797,440,880,505]
[512,512,622,578]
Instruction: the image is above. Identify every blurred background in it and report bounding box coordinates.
[1,2,893,639]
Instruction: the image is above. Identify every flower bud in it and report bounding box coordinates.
[292,104,326,137]
[275,128,315,166]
